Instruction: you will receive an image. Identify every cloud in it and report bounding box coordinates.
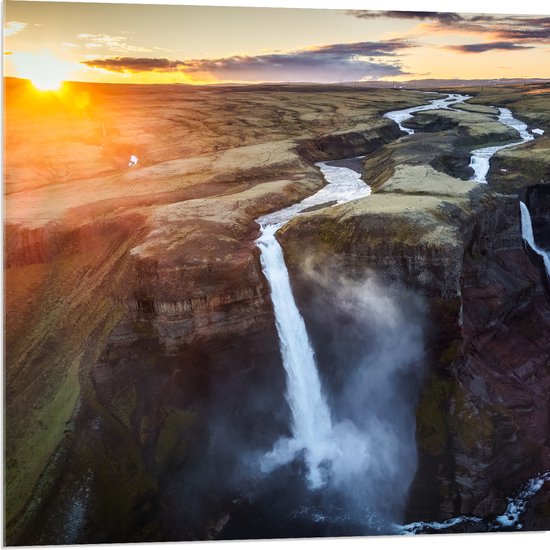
[308,39,413,57]
[77,33,152,53]
[439,15,550,43]
[349,10,550,46]
[81,40,413,82]
[495,18,550,42]
[4,21,27,37]
[82,57,186,72]
[351,10,463,23]
[445,41,535,53]
[425,14,550,44]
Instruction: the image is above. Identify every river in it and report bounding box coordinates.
[469,107,535,183]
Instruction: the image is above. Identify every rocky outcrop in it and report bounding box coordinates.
[297,120,402,163]
[4,223,66,267]
[406,109,520,146]
[4,211,147,269]
[125,261,271,354]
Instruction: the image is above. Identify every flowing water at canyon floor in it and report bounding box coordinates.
[398,471,550,534]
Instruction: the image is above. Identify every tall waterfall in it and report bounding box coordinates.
[520,201,550,278]
[255,161,371,488]
[256,224,334,488]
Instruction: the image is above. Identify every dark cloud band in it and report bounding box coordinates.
[349,10,550,45]
[350,10,464,23]
[445,41,535,53]
[81,57,188,72]
[81,40,414,82]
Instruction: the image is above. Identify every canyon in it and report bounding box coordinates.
[4,77,550,543]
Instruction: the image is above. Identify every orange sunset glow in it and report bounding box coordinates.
[9,51,73,90]
[3,1,550,86]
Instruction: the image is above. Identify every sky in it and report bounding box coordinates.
[3,0,550,85]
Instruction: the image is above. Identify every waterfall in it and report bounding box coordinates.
[255,160,371,488]
[256,224,334,488]
[469,108,535,184]
[520,201,550,278]
[256,95,465,489]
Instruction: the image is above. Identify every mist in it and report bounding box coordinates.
[309,267,427,526]
[169,256,428,540]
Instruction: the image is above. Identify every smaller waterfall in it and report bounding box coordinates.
[469,108,535,184]
[520,201,550,278]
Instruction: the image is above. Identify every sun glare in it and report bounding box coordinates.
[11,51,71,91]
[31,74,64,91]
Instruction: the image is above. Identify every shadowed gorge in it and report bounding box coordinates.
[4,75,550,543]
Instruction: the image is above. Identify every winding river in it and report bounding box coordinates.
[469,107,535,183]
[255,91,548,534]
[384,92,470,135]
[385,91,540,183]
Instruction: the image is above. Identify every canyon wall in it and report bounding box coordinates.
[278,171,550,525]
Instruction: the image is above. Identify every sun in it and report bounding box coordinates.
[10,51,71,91]
[31,73,65,92]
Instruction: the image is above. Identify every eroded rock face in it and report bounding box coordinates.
[411,201,550,521]
[278,174,550,523]
[124,230,270,353]
[297,121,402,163]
